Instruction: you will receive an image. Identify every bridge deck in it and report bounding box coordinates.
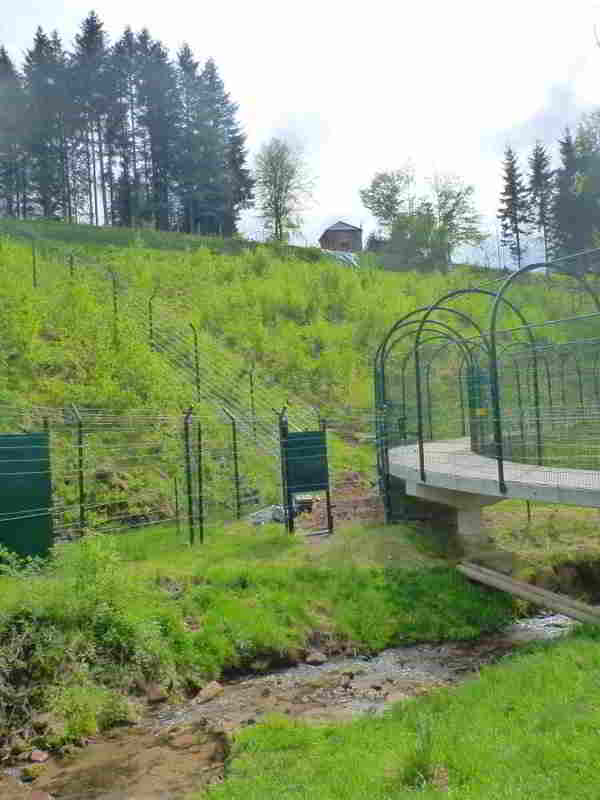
[389,438,600,507]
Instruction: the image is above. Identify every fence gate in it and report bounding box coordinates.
[0,432,53,558]
[279,417,333,535]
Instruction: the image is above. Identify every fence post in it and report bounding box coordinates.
[174,474,181,537]
[249,364,257,442]
[72,404,86,533]
[223,408,241,520]
[183,408,195,545]
[68,252,75,278]
[277,407,292,533]
[189,323,201,401]
[108,268,119,348]
[32,238,37,289]
[321,418,334,534]
[197,421,204,543]
[149,289,159,351]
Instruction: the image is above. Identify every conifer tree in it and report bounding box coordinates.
[0,20,252,233]
[72,11,111,224]
[552,129,583,256]
[0,47,26,217]
[527,141,553,262]
[574,113,600,249]
[136,31,180,230]
[23,27,69,218]
[497,145,530,269]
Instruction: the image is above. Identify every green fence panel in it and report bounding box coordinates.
[0,433,53,558]
[283,431,329,494]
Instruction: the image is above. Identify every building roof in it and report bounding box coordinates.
[321,220,362,233]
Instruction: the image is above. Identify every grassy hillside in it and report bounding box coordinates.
[0,218,589,419]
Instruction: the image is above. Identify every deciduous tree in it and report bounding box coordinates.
[254,137,311,242]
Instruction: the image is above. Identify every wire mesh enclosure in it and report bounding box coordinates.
[375,248,600,510]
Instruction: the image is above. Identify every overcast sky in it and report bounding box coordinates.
[3,1,600,251]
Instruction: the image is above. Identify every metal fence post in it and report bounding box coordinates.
[249,364,257,442]
[276,407,292,533]
[68,252,75,279]
[32,238,37,289]
[190,323,201,401]
[174,474,181,537]
[183,408,195,545]
[197,422,204,543]
[72,404,85,533]
[108,268,119,348]
[223,408,241,520]
[321,418,334,534]
[149,289,159,351]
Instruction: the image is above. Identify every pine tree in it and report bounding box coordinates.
[497,145,530,269]
[72,12,112,225]
[0,47,26,217]
[23,27,69,218]
[552,129,584,256]
[197,58,252,234]
[111,27,141,226]
[174,44,205,233]
[574,113,600,250]
[527,141,553,262]
[136,31,180,230]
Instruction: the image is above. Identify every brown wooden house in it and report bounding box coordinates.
[319,221,362,252]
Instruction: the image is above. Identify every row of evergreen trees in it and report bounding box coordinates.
[0,12,253,233]
[498,116,600,267]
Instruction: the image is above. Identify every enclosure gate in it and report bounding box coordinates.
[278,417,333,535]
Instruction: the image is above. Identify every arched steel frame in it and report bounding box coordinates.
[375,248,600,500]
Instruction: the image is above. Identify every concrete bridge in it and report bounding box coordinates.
[388,437,600,555]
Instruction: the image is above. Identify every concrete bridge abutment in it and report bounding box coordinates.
[396,482,514,570]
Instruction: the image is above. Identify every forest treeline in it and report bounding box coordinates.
[498,120,600,267]
[0,12,253,233]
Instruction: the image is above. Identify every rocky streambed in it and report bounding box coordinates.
[1,614,576,800]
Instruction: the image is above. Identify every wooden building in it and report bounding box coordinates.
[319,221,362,252]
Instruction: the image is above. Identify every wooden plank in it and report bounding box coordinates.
[458,561,600,626]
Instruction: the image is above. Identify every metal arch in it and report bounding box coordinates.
[375,325,476,502]
[488,251,600,488]
[413,288,535,484]
[376,317,477,408]
[374,313,484,522]
[397,333,477,441]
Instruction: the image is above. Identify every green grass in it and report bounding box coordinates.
[203,630,600,799]
[484,499,600,566]
[0,521,514,753]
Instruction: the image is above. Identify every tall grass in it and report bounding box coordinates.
[205,631,600,800]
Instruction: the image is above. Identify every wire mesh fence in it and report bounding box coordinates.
[0,404,287,556]
[375,251,600,507]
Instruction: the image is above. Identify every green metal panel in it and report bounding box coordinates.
[283,431,329,494]
[0,433,53,558]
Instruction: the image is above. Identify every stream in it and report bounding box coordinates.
[1,613,576,800]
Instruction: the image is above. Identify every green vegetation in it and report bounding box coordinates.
[0,522,513,754]
[0,218,580,416]
[205,630,600,799]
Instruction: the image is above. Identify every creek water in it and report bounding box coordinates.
[1,613,577,800]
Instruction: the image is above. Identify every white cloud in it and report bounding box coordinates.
[4,0,600,250]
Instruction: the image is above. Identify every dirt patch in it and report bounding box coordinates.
[2,724,228,800]
[297,471,383,531]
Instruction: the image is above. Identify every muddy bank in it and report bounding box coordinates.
[1,613,575,800]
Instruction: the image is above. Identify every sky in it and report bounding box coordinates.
[3,0,600,255]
